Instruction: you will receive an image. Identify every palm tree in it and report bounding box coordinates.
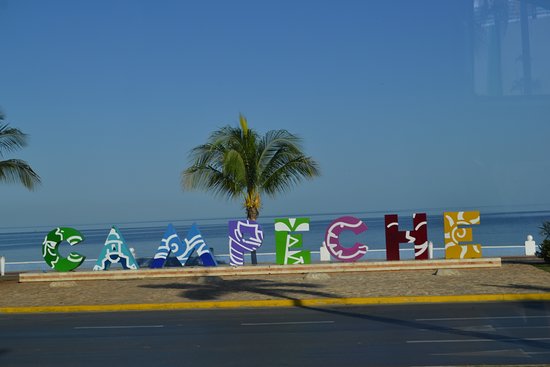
[182,114,320,221]
[0,111,41,190]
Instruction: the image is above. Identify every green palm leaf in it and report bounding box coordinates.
[0,111,41,190]
[0,159,41,190]
[0,124,28,157]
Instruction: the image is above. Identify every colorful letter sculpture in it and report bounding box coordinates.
[323,216,368,262]
[42,227,86,272]
[385,213,429,261]
[275,218,311,265]
[93,226,139,270]
[229,220,263,266]
[444,211,482,259]
[40,209,487,272]
[150,223,216,268]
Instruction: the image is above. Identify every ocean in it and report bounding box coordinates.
[1,209,549,272]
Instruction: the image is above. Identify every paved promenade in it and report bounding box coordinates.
[1,259,550,312]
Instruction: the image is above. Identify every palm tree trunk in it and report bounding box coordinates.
[246,207,259,221]
[246,197,260,265]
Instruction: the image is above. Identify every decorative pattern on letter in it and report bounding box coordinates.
[323,216,368,262]
[385,213,429,261]
[444,211,482,259]
[274,218,311,265]
[93,226,139,270]
[229,220,263,266]
[150,223,216,268]
[42,227,86,272]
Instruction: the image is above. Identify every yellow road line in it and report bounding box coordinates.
[2,293,550,314]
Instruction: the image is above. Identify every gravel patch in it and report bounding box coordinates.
[1,263,549,308]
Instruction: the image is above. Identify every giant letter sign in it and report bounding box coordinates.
[444,211,482,259]
[324,216,368,262]
[275,218,311,265]
[42,227,86,272]
[150,223,216,268]
[229,220,263,266]
[385,213,429,261]
[94,226,139,270]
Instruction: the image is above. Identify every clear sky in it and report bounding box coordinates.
[1,0,549,229]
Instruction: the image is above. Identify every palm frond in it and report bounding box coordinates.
[239,114,249,137]
[261,155,320,196]
[258,129,302,170]
[0,159,41,190]
[224,149,246,184]
[182,164,243,199]
[188,143,225,170]
[0,124,28,157]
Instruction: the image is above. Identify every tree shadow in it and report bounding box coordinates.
[139,276,550,352]
[480,283,550,292]
[297,303,550,351]
[501,257,544,265]
[140,278,337,301]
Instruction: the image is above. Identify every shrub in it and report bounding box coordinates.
[536,221,550,263]
[536,239,550,263]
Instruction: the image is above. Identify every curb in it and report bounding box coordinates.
[2,293,550,314]
[19,258,502,283]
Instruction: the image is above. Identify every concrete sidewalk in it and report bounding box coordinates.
[1,260,550,313]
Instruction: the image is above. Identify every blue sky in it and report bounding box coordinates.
[1,0,549,229]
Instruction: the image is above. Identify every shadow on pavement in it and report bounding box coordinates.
[480,283,550,292]
[140,278,337,301]
[296,302,550,351]
[502,257,545,265]
[137,270,550,352]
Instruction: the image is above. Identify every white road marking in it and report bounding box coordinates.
[431,348,529,357]
[418,325,550,332]
[419,324,550,331]
[455,325,496,332]
[408,338,494,344]
[495,325,550,330]
[416,315,550,321]
[74,325,164,330]
[241,321,335,326]
[407,337,550,344]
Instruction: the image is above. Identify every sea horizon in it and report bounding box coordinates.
[2,203,549,233]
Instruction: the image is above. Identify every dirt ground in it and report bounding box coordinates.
[1,262,550,308]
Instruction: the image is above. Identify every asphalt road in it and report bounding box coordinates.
[1,302,550,366]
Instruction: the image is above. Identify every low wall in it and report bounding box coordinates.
[19,257,501,283]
